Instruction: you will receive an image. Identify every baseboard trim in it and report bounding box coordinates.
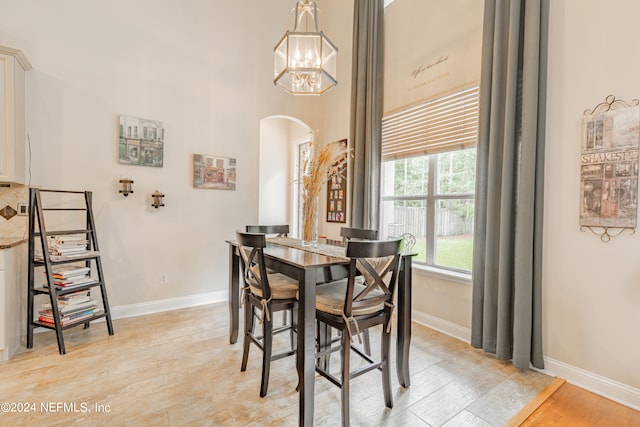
[110,291,227,320]
[411,310,640,412]
[539,357,640,412]
[412,310,471,343]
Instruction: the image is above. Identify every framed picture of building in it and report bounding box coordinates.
[119,115,164,167]
[193,154,236,190]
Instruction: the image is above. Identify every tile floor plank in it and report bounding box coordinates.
[0,303,554,426]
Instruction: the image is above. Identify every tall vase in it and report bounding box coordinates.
[302,194,318,246]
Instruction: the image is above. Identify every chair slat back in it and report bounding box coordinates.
[236,231,271,300]
[343,239,401,316]
[340,227,378,241]
[245,224,289,237]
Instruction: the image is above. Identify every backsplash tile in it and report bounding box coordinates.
[0,205,17,220]
[0,187,28,240]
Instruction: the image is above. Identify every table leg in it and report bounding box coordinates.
[228,244,240,344]
[297,268,317,426]
[396,255,412,387]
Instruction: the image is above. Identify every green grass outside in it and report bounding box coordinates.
[411,236,473,272]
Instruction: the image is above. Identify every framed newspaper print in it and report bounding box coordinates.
[580,95,639,241]
[326,139,347,223]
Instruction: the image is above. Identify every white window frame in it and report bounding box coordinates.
[380,86,479,274]
[380,153,475,273]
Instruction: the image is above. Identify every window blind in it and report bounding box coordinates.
[382,85,480,160]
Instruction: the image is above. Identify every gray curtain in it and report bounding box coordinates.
[471,0,549,370]
[349,0,384,229]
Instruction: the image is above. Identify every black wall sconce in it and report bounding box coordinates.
[151,191,165,209]
[119,178,134,197]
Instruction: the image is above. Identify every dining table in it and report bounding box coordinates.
[226,236,414,426]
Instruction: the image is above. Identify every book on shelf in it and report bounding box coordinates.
[41,296,92,308]
[52,272,89,280]
[39,304,96,317]
[38,310,102,327]
[48,234,87,248]
[33,233,95,261]
[39,302,97,318]
[50,247,88,256]
[43,276,98,290]
[41,294,92,308]
[57,289,91,302]
[40,301,97,315]
[41,300,91,310]
[53,274,95,285]
[48,234,87,245]
[50,265,91,279]
[35,251,100,262]
[55,282,97,290]
[53,271,89,282]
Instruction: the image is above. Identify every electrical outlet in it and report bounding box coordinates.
[17,202,28,216]
[160,274,169,286]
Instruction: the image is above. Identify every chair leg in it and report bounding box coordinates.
[362,329,371,356]
[289,307,297,351]
[381,327,393,409]
[241,299,253,372]
[260,316,273,398]
[317,321,332,371]
[341,329,351,427]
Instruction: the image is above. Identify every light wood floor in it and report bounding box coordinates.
[519,381,640,426]
[0,303,554,426]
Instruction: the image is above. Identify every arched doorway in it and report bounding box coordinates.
[259,115,313,238]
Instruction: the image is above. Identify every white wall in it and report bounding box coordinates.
[259,118,291,225]
[543,0,640,406]
[0,0,342,314]
[383,0,483,114]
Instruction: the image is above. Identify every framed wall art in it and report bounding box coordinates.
[326,139,347,223]
[193,154,236,190]
[580,95,639,241]
[119,115,164,167]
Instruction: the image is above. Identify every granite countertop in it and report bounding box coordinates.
[0,237,27,249]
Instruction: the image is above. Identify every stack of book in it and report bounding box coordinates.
[38,290,99,327]
[47,234,88,257]
[34,234,100,261]
[46,265,97,290]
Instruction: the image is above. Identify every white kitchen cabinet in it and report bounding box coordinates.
[0,46,31,184]
[0,243,26,361]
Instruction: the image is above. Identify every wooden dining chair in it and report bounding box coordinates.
[236,231,298,397]
[339,226,378,241]
[245,225,291,326]
[314,239,402,426]
[245,224,289,236]
[338,226,379,354]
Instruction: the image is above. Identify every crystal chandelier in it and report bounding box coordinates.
[274,1,338,95]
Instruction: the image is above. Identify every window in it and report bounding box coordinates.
[295,141,312,238]
[380,86,479,273]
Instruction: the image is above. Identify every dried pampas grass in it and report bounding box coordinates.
[301,141,350,241]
